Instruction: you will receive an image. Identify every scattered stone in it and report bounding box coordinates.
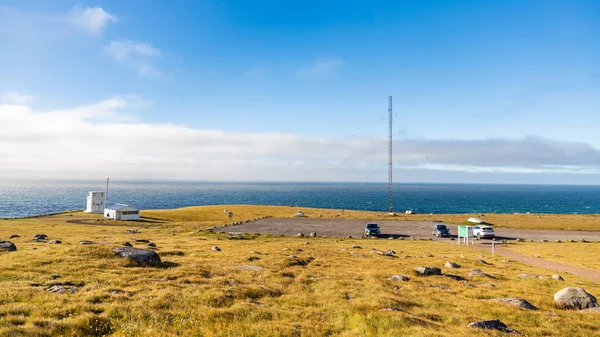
[518,273,530,279]
[304,241,310,245]
[476,259,490,265]
[547,312,560,317]
[516,238,525,242]
[535,275,548,280]
[288,255,298,259]
[468,269,494,278]
[464,283,476,288]
[542,239,548,242]
[443,274,466,281]
[35,238,47,242]
[123,242,133,247]
[146,242,157,248]
[79,240,95,245]
[370,249,396,257]
[33,234,47,240]
[48,240,62,244]
[533,255,541,258]
[51,274,62,279]
[554,287,598,309]
[426,253,434,257]
[580,239,588,243]
[212,246,221,252]
[460,254,466,259]
[235,265,264,271]
[135,239,150,243]
[295,233,304,237]
[491,298,538,310]
[46,285,78,294]
[444,261,460,269]
[389,275,410,281]
[552,274,564,281]
[250,251,261,254]
[467,319,518,334]
[483,283,497,288]
[555,240,561,243]
[501,259,513,263]
[113,247,161,266]
[309,232,317,237]
[0,241,17,252]
[347,235,353,239]
[392,285,400,290]
[415,266,442,276]
[381,307,403,312]
[352,245,361,249]
[9,235,20,239]
[108,289,126,295]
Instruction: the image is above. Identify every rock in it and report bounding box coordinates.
[250,251,261,254]
[135,239,150,243]
[389,275,410,281]
[212,246,221,252]
[554,287,599,309]
[146,242,157,247]
[33,234,47,240]
[460,254,466,259]
[467,319,518,334]
[235,265,264,271]
[352,245,361,249]
[309,232,317,237]
[552,274,564,281]
[468,269,494,278]
[79,240,94,245]
[392,285,400,290]
[113,247,161,266]
[444,261,460,269]
[288,255,297,259]
[282,248,290,251]
[48,240,62,244]
[295,233,304,237]
[426,253,434,257]
[381,307,402,312]
[9,235,20,239]
[476,259,490,265]
[491,298,538,310]
[35,238,47,242]
[415,266,441,276]
[0,241,17,252]
[347,235,353,239]
[518,273,529,278]
[46,285,78,294]
[304,241,310,245]
[483,283,497,288]
[516,238,525,242]
[123,242,133,247]
[443,274,466,281]
[464,283,476,288]
[370,249,396,256]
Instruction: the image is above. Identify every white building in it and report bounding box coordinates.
[85,191,106,214]
[104,204,140,221]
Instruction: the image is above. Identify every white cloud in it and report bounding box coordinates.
[0,92,33,105]
[297,57,344,78]
[0,96,599,181]
[104,40,162,76]
[67,5,116,35]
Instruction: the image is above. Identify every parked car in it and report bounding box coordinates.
[432,223,451,237]
[365,222,381,236]
[472,225,495,239]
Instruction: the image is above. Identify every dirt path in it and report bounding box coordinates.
[476,245,600,282]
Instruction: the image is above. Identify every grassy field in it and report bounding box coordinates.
[0,207,599,336]
[507,242,600,271]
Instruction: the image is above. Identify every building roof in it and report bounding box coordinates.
[105,203,137,211]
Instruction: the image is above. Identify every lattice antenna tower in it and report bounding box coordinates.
[388,96,393,214]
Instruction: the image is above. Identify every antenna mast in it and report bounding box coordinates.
[388,96,393,214]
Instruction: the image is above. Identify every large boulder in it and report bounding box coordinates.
[112,247,161,266]
[0,241,16,252]
[444,261,460,269]
[554,287,598,309]
[491,298,538,310]
[415,266,441,276]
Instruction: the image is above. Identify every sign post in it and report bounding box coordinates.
[458,226,473,245]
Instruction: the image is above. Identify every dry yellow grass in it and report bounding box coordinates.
[1,207,599,336]
[507,242,600,271]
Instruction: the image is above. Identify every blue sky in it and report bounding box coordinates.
[0,0,599,183]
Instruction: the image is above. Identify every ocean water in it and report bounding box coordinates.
[1,181,599,218]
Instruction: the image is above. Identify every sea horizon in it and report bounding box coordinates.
[2,180,600,218]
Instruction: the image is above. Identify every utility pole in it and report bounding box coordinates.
[388,96,393,214]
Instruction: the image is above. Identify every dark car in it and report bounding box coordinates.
[365,222,381,236]
[432,223,451,237]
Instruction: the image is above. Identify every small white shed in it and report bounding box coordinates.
[105,204,140,221]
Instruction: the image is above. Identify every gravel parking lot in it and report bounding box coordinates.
[218,217,600,241]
